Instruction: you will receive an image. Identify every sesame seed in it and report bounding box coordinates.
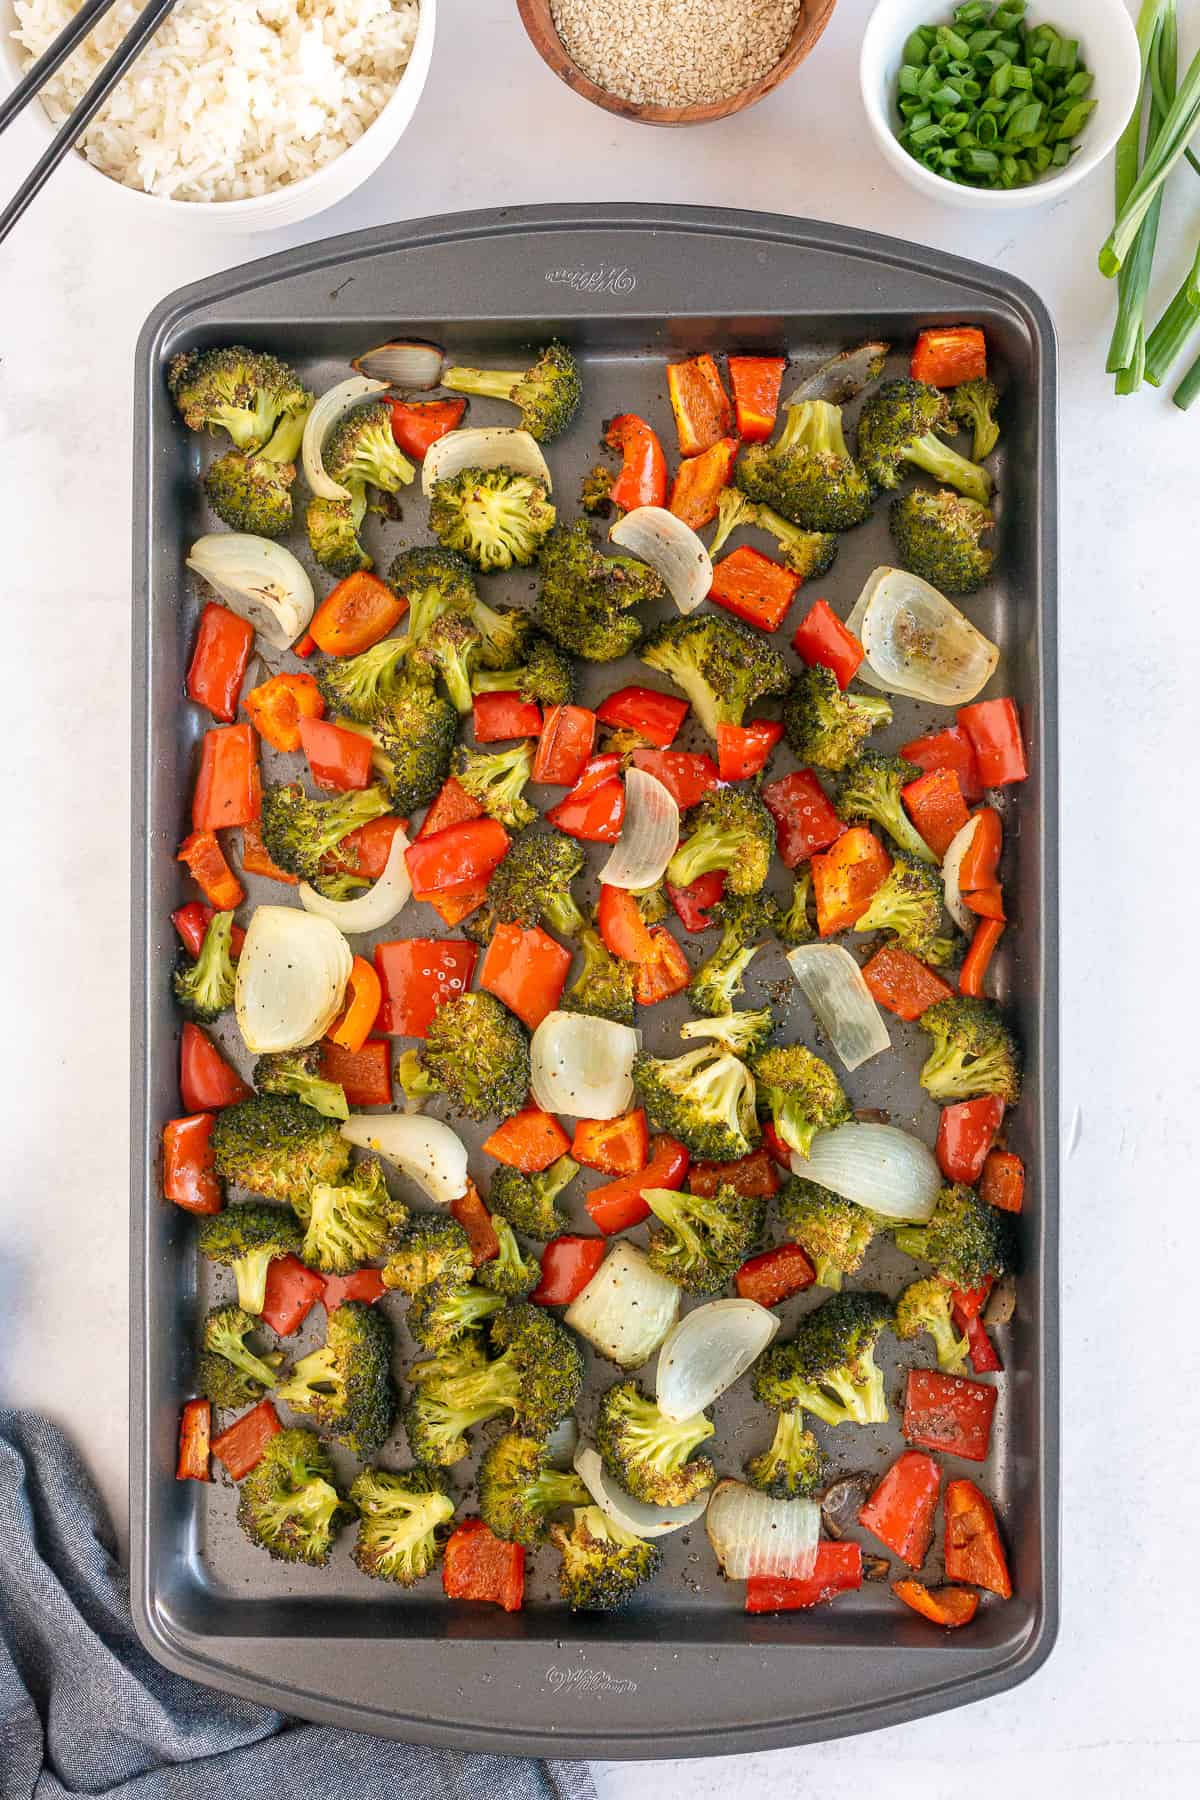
[551,0,803,110]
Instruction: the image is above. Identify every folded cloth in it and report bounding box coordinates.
[0,1411,595,1800]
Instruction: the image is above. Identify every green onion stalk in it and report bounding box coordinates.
[1106,2,1176,392]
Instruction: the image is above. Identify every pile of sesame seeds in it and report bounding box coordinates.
[550,0,803,110]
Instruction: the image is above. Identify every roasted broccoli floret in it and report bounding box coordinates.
[581,463,615,514]
[355,684,457,814]
[777,870,816,946]
[237,1428,350,1565]
[633,1043,760,1162]
[783,665,893,772]
[453,740,536,829]
[562,926,635,1026]
[736,399,874,531]
[196,1202,304,1315]
[857,378,992,503]
[468,593,536,670]
[479,830,587,940]
[349,1465,456,1585]
[777,1176,876,1291]
[751,1044,852,1161]
[894,1276,970,1373]
[950,378,1001,461]
[409,606,482,715]
[382,1214,474,1296]
[197,1304,284,1409]
[403,1303,584,1464]
[752,1291,893,1426]
[313,634,410,722]
[259,781,392,882]
[477,1217,541,1298]
[472,633,576,708]
[837,751,939,864]
[167,345,309,451]
[708,488,839,580]
[306,486,371,578]
[275,1301,396,1457]
[678,1007,776,1059]
[552,1506,662,1611]
[853,852,953,965]
[444,342,582,442]
[596,1379,716,1503]
[202,404,310,536]
[429,468,556,571]
[536,521,664,662]
[643,1181,765,1294]
[387,546,478,641]
[396,992,530,1123]
[406,1279,506,1351]
[477,1432,590,1546]
[640,613,790,738]
[889,489,996,595]
[893,1183,1016,1288]
[324,402,415,496]
[299,1157,408,1271]
[210,1095,353,1210]
[173,908,236,1023]
[487,1155,578,1243]
[254,1046,349,1123]
[745,1408,826,1499]
[687,894,779,1017]
[667,788,774,897]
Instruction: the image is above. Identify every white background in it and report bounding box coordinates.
[1,0,1198,1791]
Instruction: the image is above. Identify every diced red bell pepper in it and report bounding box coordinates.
[943,1478,1012,1597]
[668,436,738,531]
[180,1023,251,1114]
[709,547,800,632]
[745,1542,863,1613]
[483,1107,572,1173]
[325,955,383,1055]
[405,818,510,897]
[596,686,690,749]
[903,767,970,860]
[586,1134,689,1234]
[892,1580,980,1627]
[176,1398,212,1482]
[240,817,300,887]
[735,1243,815,1306]
[479,923,571,1030]
[812,827,891,934]
[427,883,490,929]
[418,776,485,840]
[443,1518,525,1611]
[298,717,374,791]
[531,1235,607,1306]
[472,692,542,743]
[321,1267,387,1310]
[374,938,478,1037]
[689,1148,780,1198]
[911,325,988,387]
[632,927,690,1005]
[172,902,246,961]
[389,396,466,459]
[956,1307,1003,1374]
[666,869,726,931]
[260,1256,325,1337]
[948,1277,993,1322]
[192,724,259,833]
[450,1179,500,1267]
[572,1110,649,1177]
[666,354,734,456]
[936,1096,1006,1184]
[862,943,954,1021]
[604,413,668,511]
[903,1369,997,1463]
[318,1038,391,1109]
[980,1148,1025,1213]
[211,1399,282,1480]
[791,599,864,689]
[533,705,596,785]
[959,917,1005,998]
[243,671,325,753]
[293,633,316,658]
[309,572,405,656]
[901,725,984,804]
[959,806,1002,893]
[631,747,718,812]
[957,698,1027,788]
[545,759,625,842]
[761,1120,793,1169]
[598,884,658,963]
[727,354,787,443]
[177,831,244,912]
[858,1450,941,1567]
[162,1112,223,1214]
[716,720,784,782]
[186,603,254,721]
[762,770,844,868]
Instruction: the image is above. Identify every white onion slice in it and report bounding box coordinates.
[609,507,712,615]
[574,1446,707,1538]
[800,1123,940,1223]
[298,826,412,934]
[302,375,390,501]
[655,1300,779,1422]
[564,1242,680,1369]
[597,769,679,890]
[847,567,999,705]
[705,1479,820,1580]
[351,340,443,389]
[234,906,352,1054]
[186,534,314,652]
[786,340,890,407]
[941,814,982,936]
[529,1010,639,1119]
[421,427,552,497]
[544,1414,580,1471]
[786,944,891,1073]
[340,1113,468,1206]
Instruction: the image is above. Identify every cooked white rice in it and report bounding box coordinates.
[11,0,420,202]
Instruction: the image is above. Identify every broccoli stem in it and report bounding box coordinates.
[905,433,991,505]
[232,1250,274,1316]
[444,367,520,401]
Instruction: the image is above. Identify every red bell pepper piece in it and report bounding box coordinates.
[980,1147,1025,1213]
[417,777,485,840]
[545,759,625,842]
[949,1277,993,1322]
[960,917,1005,997]
[374,938,478,1037]
[321,1267,387,1310]
[904,1369,997,1463]
[812,827,892,934]
[427,883,489,929]
[180,1023,251,1114]
[911,325,988,387]
[858,1450,941,1567]
[293,632,316,658]
[295,716,372,792]
[902,767,970,860]
[762,770,844,868]
[531,1235,607,1306]
[689,1148,780,1199]
[892,1579,980,1627]
[186,603,254,721]
[308,571,405,656]
[901,725,984,804]
[716,720,784,782]
[668,436,738,530]
[176,1398,212,1482]
[405,818,510,897]
[192,724,259,833]
[630,747,718,812]
[260,1256,325,1337]
[479,923,571,1030]
[943,1478,1012,1597]
[162,1112,223,1214]
[604,413,668,511]
[596,686,689,749]
[936,1096,1005,1184]
[483,1107,572,1173]
[862,943,954,1021]
[211,1399,282,1480]
[666,869,726,931]
[572,1110,649,1177]
[388,396,466,460]
[959,805,1002,893]
[586,1134,689,1234]
[442,1517,525,1611]
[791,598,865,689]
[957,698,1027,787]
[735,1243,815,1306]
[533,704,596,785]
[177,831,246,912]
[241,817,300,886]
[450,1179,500,1267]
[472,692,542,743]
[598,883,658,963]
[956,1307,1003,1374]
[325,955,383,1054]
[710,546,800,632]
[244,671,324,753]
[632,927,690,1005]
[318,1038,391,1109]
[172,902,246,960]
[745,1542,863,1612]
[666,354,734,456]
[727,354,787,443]
[761,1120,793,1169]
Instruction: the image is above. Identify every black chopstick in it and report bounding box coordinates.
[0,0,123,137]
[0,0,178,249]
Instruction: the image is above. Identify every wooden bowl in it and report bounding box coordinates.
[515,0,839,126]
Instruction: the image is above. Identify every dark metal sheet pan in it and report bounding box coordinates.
[131,203,1059,1757]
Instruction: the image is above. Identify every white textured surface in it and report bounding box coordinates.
[1,0,1197,1787]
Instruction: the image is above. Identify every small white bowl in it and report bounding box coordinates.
[860,0,1140,210]
[0,0,435,232]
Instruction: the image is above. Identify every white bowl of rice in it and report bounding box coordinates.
[0,0,434,228]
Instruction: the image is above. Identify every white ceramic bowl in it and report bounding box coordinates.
[0,0,435,231]
[861,0,1140,210]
